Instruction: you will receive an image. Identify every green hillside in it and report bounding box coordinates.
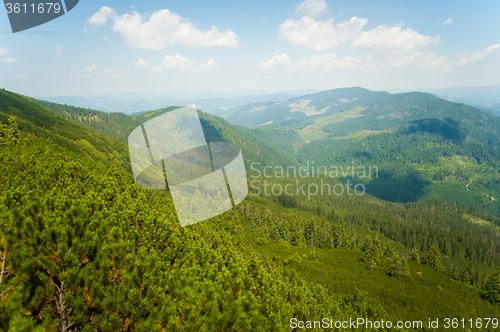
[0,89,129,169]
[2,89,500,330]
[2,119,499,330]
[248,125,304,156]
[295,95,500,218]
[31,97,299,171]
[0,119,379,331]
[243,90,500,219]
[295,106,369,142]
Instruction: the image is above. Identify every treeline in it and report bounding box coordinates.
[343,211,500,266]
[241,200,500,305]
[239,201,496,283]
[297,128,500,218]
[240,201,413,279]
[298,130,500,172]
[240,201,356,250]
[249,176,500,267]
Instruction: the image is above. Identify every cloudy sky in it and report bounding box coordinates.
[1,0,499,97]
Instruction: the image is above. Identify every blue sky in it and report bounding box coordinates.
[1,0,499,97]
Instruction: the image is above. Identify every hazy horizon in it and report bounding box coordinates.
[27,82,498,99]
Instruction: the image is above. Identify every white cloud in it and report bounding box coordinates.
[454,44,500,67]
[295,0,328,18]
[162,54,195,71]
[292,45,496,73]
[133,58,149,68]
[443,18,453,25]
[86,7,240,50]
[152,55,219,73]
[279,16,368,51]
[53,46,63,57]
[0,47,16,63]
[199,59,219,71]
[293,53,376,71]
[388,52,450,70]
[86,6,117,28]
[83,64,97,72]
[387,44,500,71]
[278,10,440,55]
[352,25,440,54]
[258,54,292,70]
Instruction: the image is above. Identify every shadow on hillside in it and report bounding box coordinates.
[404,117,466,143]
[353,151,372,159]
[364,169,431,203]
[199,117,225,142]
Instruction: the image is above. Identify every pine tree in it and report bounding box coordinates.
[387,254,411,278]
[362,232,382,270]
[410,247,420,263]
[482,270,500,303]
[425,245,444,270]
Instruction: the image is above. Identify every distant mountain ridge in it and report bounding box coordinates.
[220,87,391,127]
[37,92,304,115]
[389,84,500,117]
[316,92,500,144]
[220,86,500,129]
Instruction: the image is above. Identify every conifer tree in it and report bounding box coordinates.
[482,270,500,303]
[425,244,444,270]
[387,254,411,278]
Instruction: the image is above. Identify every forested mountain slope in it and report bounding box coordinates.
[243,91,500,219]
[317,92,500,143]
[2,116,499,330]
[222,87,390,127]
[31,96,299,170]
[295,94,500,218]
[0,119,382,330]
[248,126,304,156]
[0,89,128,169]
[2,89,500,330]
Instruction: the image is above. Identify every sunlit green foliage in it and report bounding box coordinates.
[2,89,500,329]
[0,119,387,330]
